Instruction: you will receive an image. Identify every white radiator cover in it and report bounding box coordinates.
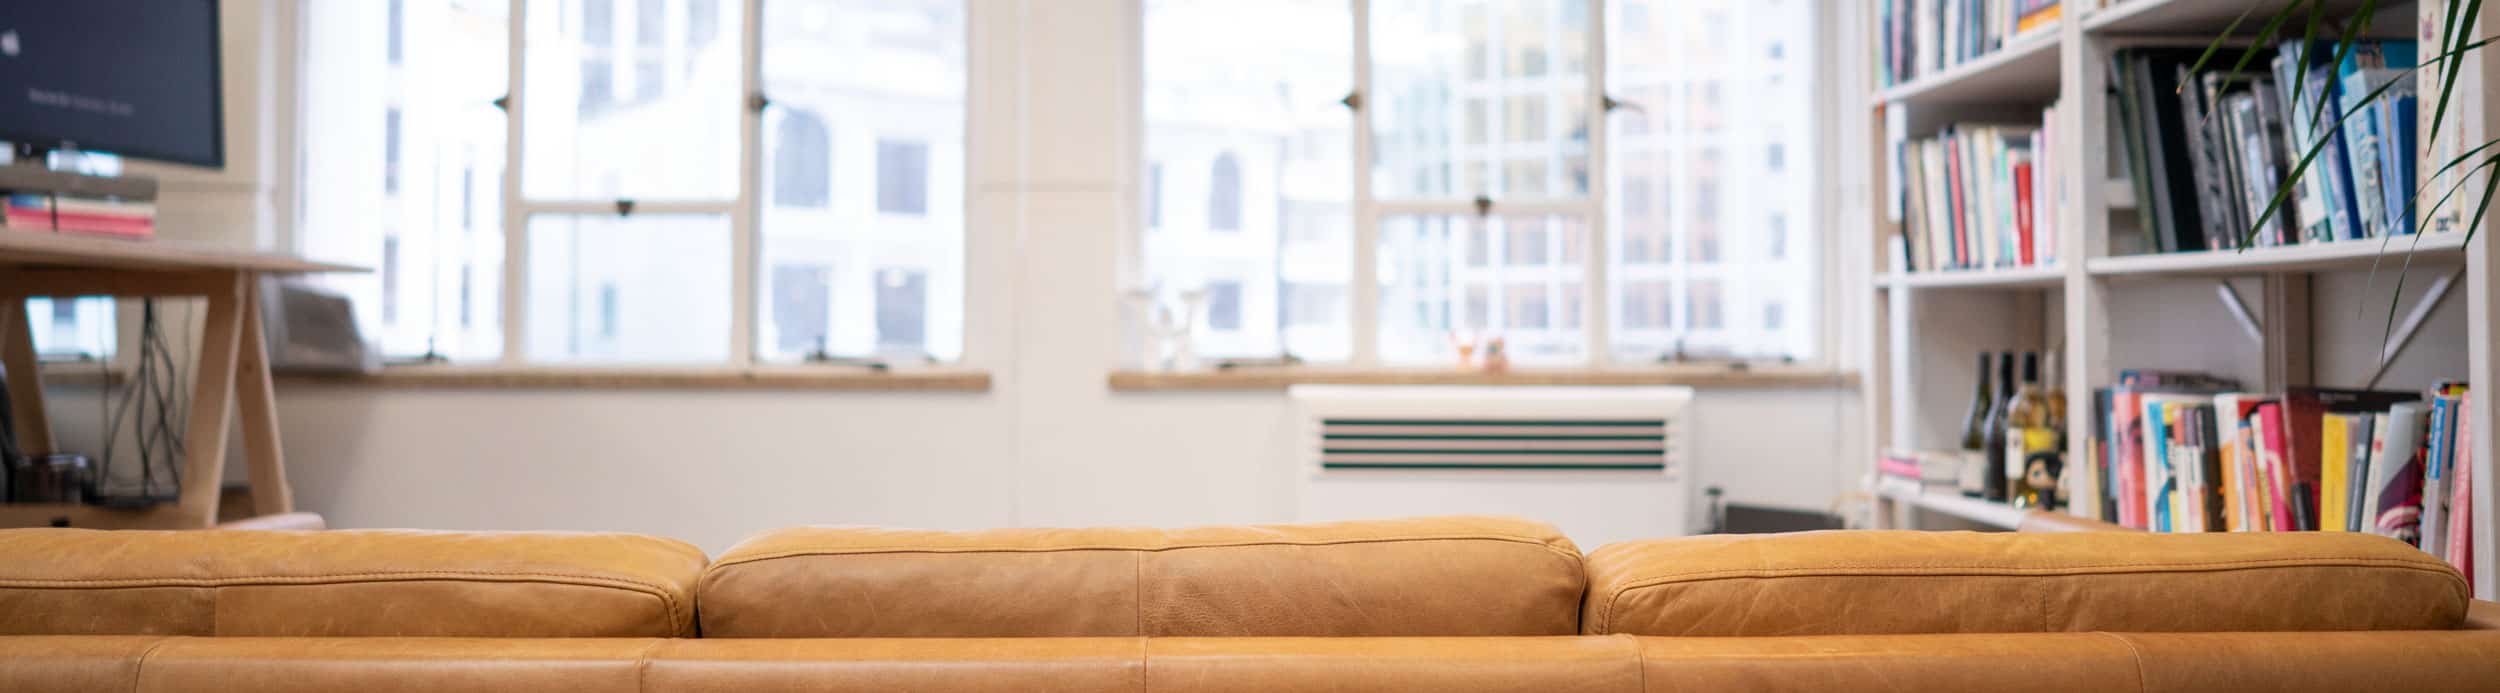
[1289,385,1697,547]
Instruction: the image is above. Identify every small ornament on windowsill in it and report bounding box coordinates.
[1478,337,1509,373]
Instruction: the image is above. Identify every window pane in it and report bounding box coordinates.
[1606,0,1816,362]
[1141,0,1354,362]
[523,0,741,200]
[1371,0,1589,199]
[525,214,729,363]
[22,298,113,361]
[300,0,510,361]
[758,0,966,362]
[1379,214,1584,365]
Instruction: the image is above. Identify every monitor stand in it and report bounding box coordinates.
[0,143,156,202]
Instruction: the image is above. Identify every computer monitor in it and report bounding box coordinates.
[0,0,224,168]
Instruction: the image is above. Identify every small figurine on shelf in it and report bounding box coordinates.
[1479,337,1509,373]
[2018,451,2062,511]
[1449,331,1478,369]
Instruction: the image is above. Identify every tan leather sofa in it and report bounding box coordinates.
[3,515,2497,692]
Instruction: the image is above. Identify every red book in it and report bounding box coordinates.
[2113,390,2147,529]
[4,210,154,238]
[2013,158,2035,266]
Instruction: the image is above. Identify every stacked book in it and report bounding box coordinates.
[1891,104,2063,273]
[1876,0,2062,89]
[2077,372,2474,581]
[2110,39,2422,255]
[1,193,156,239]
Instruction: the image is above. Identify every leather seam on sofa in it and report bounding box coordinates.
[1589,561,2471,634]
[704,534,1585,569]
[2094,631,2152,693]
[131,634,178,685]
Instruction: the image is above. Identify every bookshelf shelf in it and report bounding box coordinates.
[2086,233,2469,278]
[1874,31,2063,109]
[2083,0,2387,36]
[1876,477,2029,529]
[1877,265,2066,290]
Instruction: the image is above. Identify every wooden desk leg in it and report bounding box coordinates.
[0,300,53,455]
[234,278,291,516]
[174,273,246,528]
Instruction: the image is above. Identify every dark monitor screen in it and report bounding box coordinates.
[0,0,223,168]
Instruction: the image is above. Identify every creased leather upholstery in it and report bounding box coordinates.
[698,516,1586,637]
[0,528,707,637]
[1583,530,2468,635]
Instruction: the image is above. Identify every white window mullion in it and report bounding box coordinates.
[1583,0,1610,368]
[1350,0,1380,366]
[499,0,530,366]
[728,0,764,368]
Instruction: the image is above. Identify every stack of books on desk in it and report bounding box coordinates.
[1,193,155,239]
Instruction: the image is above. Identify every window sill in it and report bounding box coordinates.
[30,362,123,387]
[275,365,993,392]
[1105,365,1856,391]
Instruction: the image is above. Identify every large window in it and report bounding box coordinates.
[1140,0,1818,366]
[299,0,966,365]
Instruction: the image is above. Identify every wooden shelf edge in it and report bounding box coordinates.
[1108,366,1856,392]
[277,366,994,392]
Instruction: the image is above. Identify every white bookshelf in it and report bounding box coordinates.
[1858,0,2499,599]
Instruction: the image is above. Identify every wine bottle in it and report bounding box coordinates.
[2005,352,2052,507]
[1959,353,1993,449]
[1980,352,2015,501]
[1956,352,1996,496]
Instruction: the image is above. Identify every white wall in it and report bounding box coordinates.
[89,0,1865,555]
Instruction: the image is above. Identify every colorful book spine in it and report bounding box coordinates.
[2321,413,2351,532]
[2257,403,2293,532]
[2447,395,2474,579]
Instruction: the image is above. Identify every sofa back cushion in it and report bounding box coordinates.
[0,528,706,637]
[698,516,1586,637]
[1582,530,2468,636]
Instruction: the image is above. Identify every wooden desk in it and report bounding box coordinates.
[0,230,361,528]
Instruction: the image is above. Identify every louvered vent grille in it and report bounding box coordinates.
[1318,418,1670,471]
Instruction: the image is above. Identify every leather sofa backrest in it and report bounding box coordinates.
[0,528,707,637]
[1583,530,2468,636]
[698,515,1586,637]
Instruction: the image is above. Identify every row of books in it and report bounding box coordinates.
[0,193,156,238]
[1875,0,2063,89]
[2075,372,2473,578]
[1891,104,2064,273]
[2111,39,2425,255]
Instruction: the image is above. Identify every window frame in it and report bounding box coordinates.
[1135,0,1833,370]
[285,0,975,370]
